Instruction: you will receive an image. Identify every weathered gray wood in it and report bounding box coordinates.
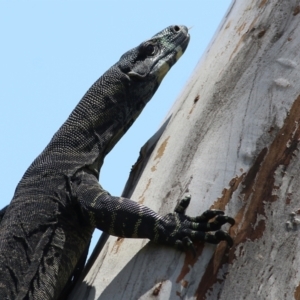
[70,0,300,299]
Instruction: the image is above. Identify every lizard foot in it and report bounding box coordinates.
[153,195,235,253]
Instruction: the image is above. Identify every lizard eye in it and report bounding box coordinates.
[145,44,156,56]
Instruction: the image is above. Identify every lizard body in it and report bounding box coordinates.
[0,25,234,299]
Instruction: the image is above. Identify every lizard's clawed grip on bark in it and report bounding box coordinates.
[153,195,235,255]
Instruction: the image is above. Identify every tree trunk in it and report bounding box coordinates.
[70,0,300,299]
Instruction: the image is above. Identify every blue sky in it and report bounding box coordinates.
[0,1,231,256]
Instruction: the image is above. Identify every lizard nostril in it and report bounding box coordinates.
[173,25,180,32]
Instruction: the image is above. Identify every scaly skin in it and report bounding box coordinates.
[0,25,234,300]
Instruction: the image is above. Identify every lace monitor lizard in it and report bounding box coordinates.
[0,25,234,299]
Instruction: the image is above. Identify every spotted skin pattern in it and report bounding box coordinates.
[0,25,234,300]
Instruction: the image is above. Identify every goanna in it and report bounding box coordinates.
[0,25,234,300]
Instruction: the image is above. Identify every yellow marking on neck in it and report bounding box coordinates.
[157,61,170,83]
[157,45,183,83]
[175,45,183,61]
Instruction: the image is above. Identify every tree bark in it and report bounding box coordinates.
[70,0,300,299]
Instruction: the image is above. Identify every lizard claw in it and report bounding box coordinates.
[215,215,235,226]
[175,236,196,257]
[215,230,234,248]
[182,236,196,257]
[174,194,191,214]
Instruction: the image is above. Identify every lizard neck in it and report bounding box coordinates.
[44,66,146,176]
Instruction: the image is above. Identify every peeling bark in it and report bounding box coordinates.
[70,0,300,299]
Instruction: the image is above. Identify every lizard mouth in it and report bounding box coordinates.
[180,32,190,52]
[175,33,190,61]
[181,34,190,52]
[153,28,190,83]
[163,26,190,64]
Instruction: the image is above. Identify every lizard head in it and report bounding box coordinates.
[117,25,190,103]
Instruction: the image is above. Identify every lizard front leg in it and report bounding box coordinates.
[73,171,234,251]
